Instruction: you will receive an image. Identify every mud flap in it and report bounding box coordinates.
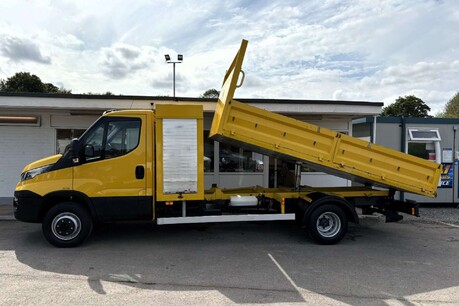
[385,199,419,223]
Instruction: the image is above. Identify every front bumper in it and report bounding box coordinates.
[13,191,42,223]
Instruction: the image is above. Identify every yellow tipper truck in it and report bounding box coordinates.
[14,40,442,247]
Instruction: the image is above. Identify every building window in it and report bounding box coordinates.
[219,143,264,172]
[408,142,433,160]
[56,129,86,154]
[407,128,441,161]
[408,128,441,141]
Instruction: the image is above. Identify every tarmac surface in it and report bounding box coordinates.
[0,203,14,220]
[0,205,458,305]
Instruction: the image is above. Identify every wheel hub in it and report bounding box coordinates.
[51,213,81,241]
[318,216,331,229]
[316,212,341,238]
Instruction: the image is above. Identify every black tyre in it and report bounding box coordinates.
[307,204,348,245]
[42,202,93,247]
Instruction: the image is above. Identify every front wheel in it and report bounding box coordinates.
[307,204,348,245]
[42,202,93,247]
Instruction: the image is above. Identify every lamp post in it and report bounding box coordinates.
[164,54,183,97]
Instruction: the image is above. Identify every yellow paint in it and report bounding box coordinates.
[210,39,248,138]
[16,167,73,196]
[20,154,62,173]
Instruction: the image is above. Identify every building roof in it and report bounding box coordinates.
[0,92,383,117]
[354,116,459,125]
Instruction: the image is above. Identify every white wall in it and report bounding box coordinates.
[301,173,350,187]
[0,124,55,199]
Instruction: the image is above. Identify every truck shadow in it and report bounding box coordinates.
[7,219,459,304]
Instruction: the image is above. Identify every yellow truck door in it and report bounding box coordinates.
[73,114,149,220]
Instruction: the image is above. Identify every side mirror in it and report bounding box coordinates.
[84,144,95,158]
[69,138,80,163]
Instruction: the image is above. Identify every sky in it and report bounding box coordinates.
[0,0,458,115]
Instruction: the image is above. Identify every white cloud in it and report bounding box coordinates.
[56,34,85,50]
[100,44,151,79]
[0,35,51,64]
[0,0,457,114]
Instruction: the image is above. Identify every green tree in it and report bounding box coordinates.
[438,92,459,118]
[44,83,71,94]
[0,72,71,94]
[83,91,114,95]
[381,95,431,117]
[200,88,220,98]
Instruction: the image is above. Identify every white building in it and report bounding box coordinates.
[0,92,382,204]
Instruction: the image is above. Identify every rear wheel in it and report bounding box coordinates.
[307,204,348,245]
[42,202,93,247]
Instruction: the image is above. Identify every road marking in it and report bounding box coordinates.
[0,216,15,221]
[436,221,459,228]
[268,253,439,305]
[268,253,303,292]
[268,253,351,305]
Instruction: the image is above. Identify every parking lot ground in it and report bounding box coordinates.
[0,214,458,305]
[0,204,13,220]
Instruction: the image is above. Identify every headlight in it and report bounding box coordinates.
[20,165,53,182]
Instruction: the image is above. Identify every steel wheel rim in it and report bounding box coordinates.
[51,212,81,241]
[316,212,341,238]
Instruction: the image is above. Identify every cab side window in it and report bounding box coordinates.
[84,123,105,161]
[81,118,141,162]
[105,120,141,159]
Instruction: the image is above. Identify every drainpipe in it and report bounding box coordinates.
[372,115,377,143]
[454,126,457,208]
[400,116,406,202]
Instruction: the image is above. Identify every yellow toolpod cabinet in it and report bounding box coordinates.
[14,39,442,248]
[155,105,204,202]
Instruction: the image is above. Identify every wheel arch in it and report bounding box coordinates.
[39,191,96,222]
[302,193,358,227]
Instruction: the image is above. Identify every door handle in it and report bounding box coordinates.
[135,165,145,179]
